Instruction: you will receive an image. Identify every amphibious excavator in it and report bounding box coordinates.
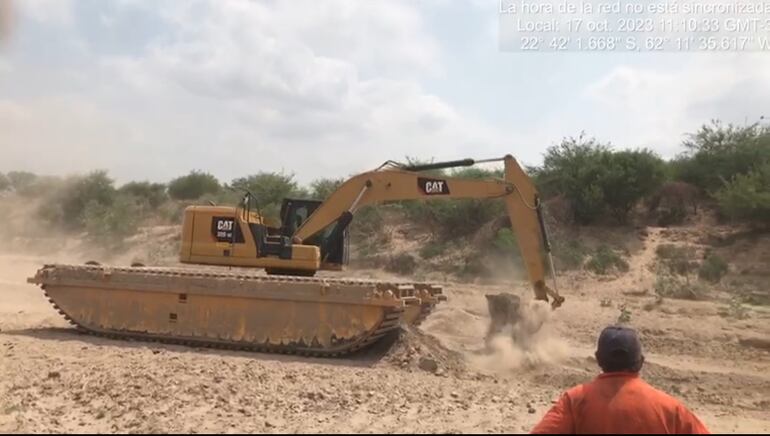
[28,154,564,357]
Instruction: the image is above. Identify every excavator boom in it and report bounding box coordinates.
[294,154,564,308]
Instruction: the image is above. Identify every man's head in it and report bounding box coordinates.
[595,325,644,373]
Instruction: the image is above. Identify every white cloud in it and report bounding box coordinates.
[0,0,502,184]
[18,0,74,26]
[582,54,770,157]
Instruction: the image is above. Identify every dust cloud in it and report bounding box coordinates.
[468,300,570,373]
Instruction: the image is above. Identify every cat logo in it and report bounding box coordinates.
[211,216,244,243]
[418,177,450,195]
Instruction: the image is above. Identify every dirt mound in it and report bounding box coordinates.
[377,326,468,377]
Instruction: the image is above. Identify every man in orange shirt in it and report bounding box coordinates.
[531,325,710,434]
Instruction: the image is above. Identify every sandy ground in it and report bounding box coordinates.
[1,227,769,434]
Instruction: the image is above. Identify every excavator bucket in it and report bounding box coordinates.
[27,264,446,356]
[483,292,546,348]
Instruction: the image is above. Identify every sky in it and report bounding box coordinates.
[0,0,768,186]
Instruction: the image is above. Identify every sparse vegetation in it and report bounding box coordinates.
[643,295,664,311]
[719,296,751,320]
[586,246,629,275]
[553,239,588,270]
[459,255,490,278]
[656,244,698,276]
[386,253,417,276]
[654,271,702,300]
[647,181,699,226]
[119,181,168,209]
[492,228,518,256]
[617,304,632,324]
[419,240,446,259]
[698,253,728,284]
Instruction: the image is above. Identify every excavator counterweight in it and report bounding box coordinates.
[28,154,564,356]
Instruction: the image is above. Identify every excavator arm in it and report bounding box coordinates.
[294,155,565,309]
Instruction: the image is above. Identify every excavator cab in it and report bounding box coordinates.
[279,198,349,269]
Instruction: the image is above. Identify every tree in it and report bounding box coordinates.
[7,171,38,193]
[310,178,344,200]
[167,171,221,200]
[230,172,305,220]
[537,135,665,224]
[119,181,168,209]
[674,120,770,192]
[37,171,117,230]
[537,134,613,224]
[714,161,770,223]
[602,149,666,223]
[63,171,117,229]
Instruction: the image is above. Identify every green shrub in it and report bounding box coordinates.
[655,244,695,259]
[714,162,770,223]
[82,195,142,246]
[617,305,632,324]
[37,171,117,230]
[673,120,770,193]
[310,178,344,200]
[459,255,490,278]
[398,165,505,240]
[350,205,385,241]
[586,246,629,275]
[654,273,701,300]
[602,150,666,223]
[450,167,503,180]
[536,136,611,224]
[647,181,700,218]
[168,171,220,200]
[698,254,728,283]
[0,173,9,192]
[536,135,664,224]
[231,172,306,220]
[419,241,446,259]
[119,181,168,209]
[401,198,503,240]
[386,253,417,276]
[656,244,698,276]
[553,239,588,270]
[656,206,688,227]
[492,228,518,255]
[723,297,750,320]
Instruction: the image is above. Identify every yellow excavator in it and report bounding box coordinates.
[28,154,564,357]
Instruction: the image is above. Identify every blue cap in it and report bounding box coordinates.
[596,325,643,372]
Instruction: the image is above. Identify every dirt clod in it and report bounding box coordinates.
[418,357,439,373]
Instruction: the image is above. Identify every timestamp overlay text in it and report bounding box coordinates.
[499,0,770,52]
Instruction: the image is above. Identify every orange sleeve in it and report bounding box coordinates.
[676,405,711,434]
[530,392,575,434]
